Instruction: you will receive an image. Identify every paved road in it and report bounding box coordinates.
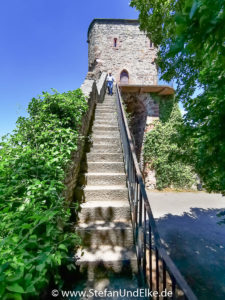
[147,191,225,300]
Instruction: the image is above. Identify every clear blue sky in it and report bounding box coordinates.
[0,0,138,138]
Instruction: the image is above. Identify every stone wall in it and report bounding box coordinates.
[64,72,107,203]
[121,91,160,189]
[121,92,159,160]
[88,19,157,85]
[96,71,107,103]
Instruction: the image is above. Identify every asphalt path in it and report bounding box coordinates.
[147,191,225,300]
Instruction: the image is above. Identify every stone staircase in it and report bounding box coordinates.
[75,92,138,285]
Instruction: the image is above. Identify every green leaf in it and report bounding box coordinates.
[58,244,68,251]
[36,264,45,272]
[7,270,24,282]
[25,284,36,294]
[6,284,25,294]
[3,293,23,300]
[189,1,198,19]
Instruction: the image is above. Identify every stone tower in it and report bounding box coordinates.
[87,19,158,84]
[87,18,174,188]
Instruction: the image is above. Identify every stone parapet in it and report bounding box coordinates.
[64,72,107,203]
[96,71,107,103]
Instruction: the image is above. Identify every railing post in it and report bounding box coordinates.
[143,205,147,283]
[149,221,153,291]
[138,189,143,270]
[156,248,159,299]
[163,260,167,299]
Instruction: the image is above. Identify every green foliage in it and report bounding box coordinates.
[131,0,225,193]
[0,89,88,299]
[122,100,133,125]
[144,96,195,190]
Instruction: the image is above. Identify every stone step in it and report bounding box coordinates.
[93,123,118,128]
[96,105,116,109]
[76,245,137,281]
[97,101,116,105]
[92,133,120,140]
[92,137,121,145]
[95,108,116,113]
[78,201,131,223]
[83,173,126,186]
[103,96,116,99]
[73,272,140,296]
[95,116,118,123]
[76,221,134,248]
[92,131,120,138]
[87,153,123,162]
[90,144,122,153]
[92,125,118,132]
[95,112,117,117]
[104,97,116,100]
[76,185,128,202]
[102,102,116,106]
[93,127,119,132]
[87,162,124,173]
[94,118,117,123]
[102,103,116,107]
[95,113,117,119]
[95,109,117,117]
[93,120,118,126]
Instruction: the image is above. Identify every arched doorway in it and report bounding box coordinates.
[120,70,129,84]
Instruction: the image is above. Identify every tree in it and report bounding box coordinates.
[130,0,225,193]
[144,96,195,190]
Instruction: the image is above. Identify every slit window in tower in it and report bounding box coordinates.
[150,41,154,48]
[114,38,118,47]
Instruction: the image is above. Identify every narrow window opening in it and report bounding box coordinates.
[114,38,118,47]
[150,41,154,48]
[120,70,129,84]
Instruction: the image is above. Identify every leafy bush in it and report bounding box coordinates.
[144,96,195,190]
[0,89,88,299]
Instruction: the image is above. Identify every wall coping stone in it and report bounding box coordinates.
[87,18,139,41]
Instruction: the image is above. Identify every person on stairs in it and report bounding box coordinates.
[106,71,115,96]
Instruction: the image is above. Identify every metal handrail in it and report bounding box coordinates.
[115,83,197,300]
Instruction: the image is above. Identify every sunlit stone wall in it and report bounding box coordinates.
[88,19,158,84]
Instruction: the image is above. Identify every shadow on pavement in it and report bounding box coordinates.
[155,207,225,300]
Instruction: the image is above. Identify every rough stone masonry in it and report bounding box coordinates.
[87,19,158,84]
[87,19,174,188]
